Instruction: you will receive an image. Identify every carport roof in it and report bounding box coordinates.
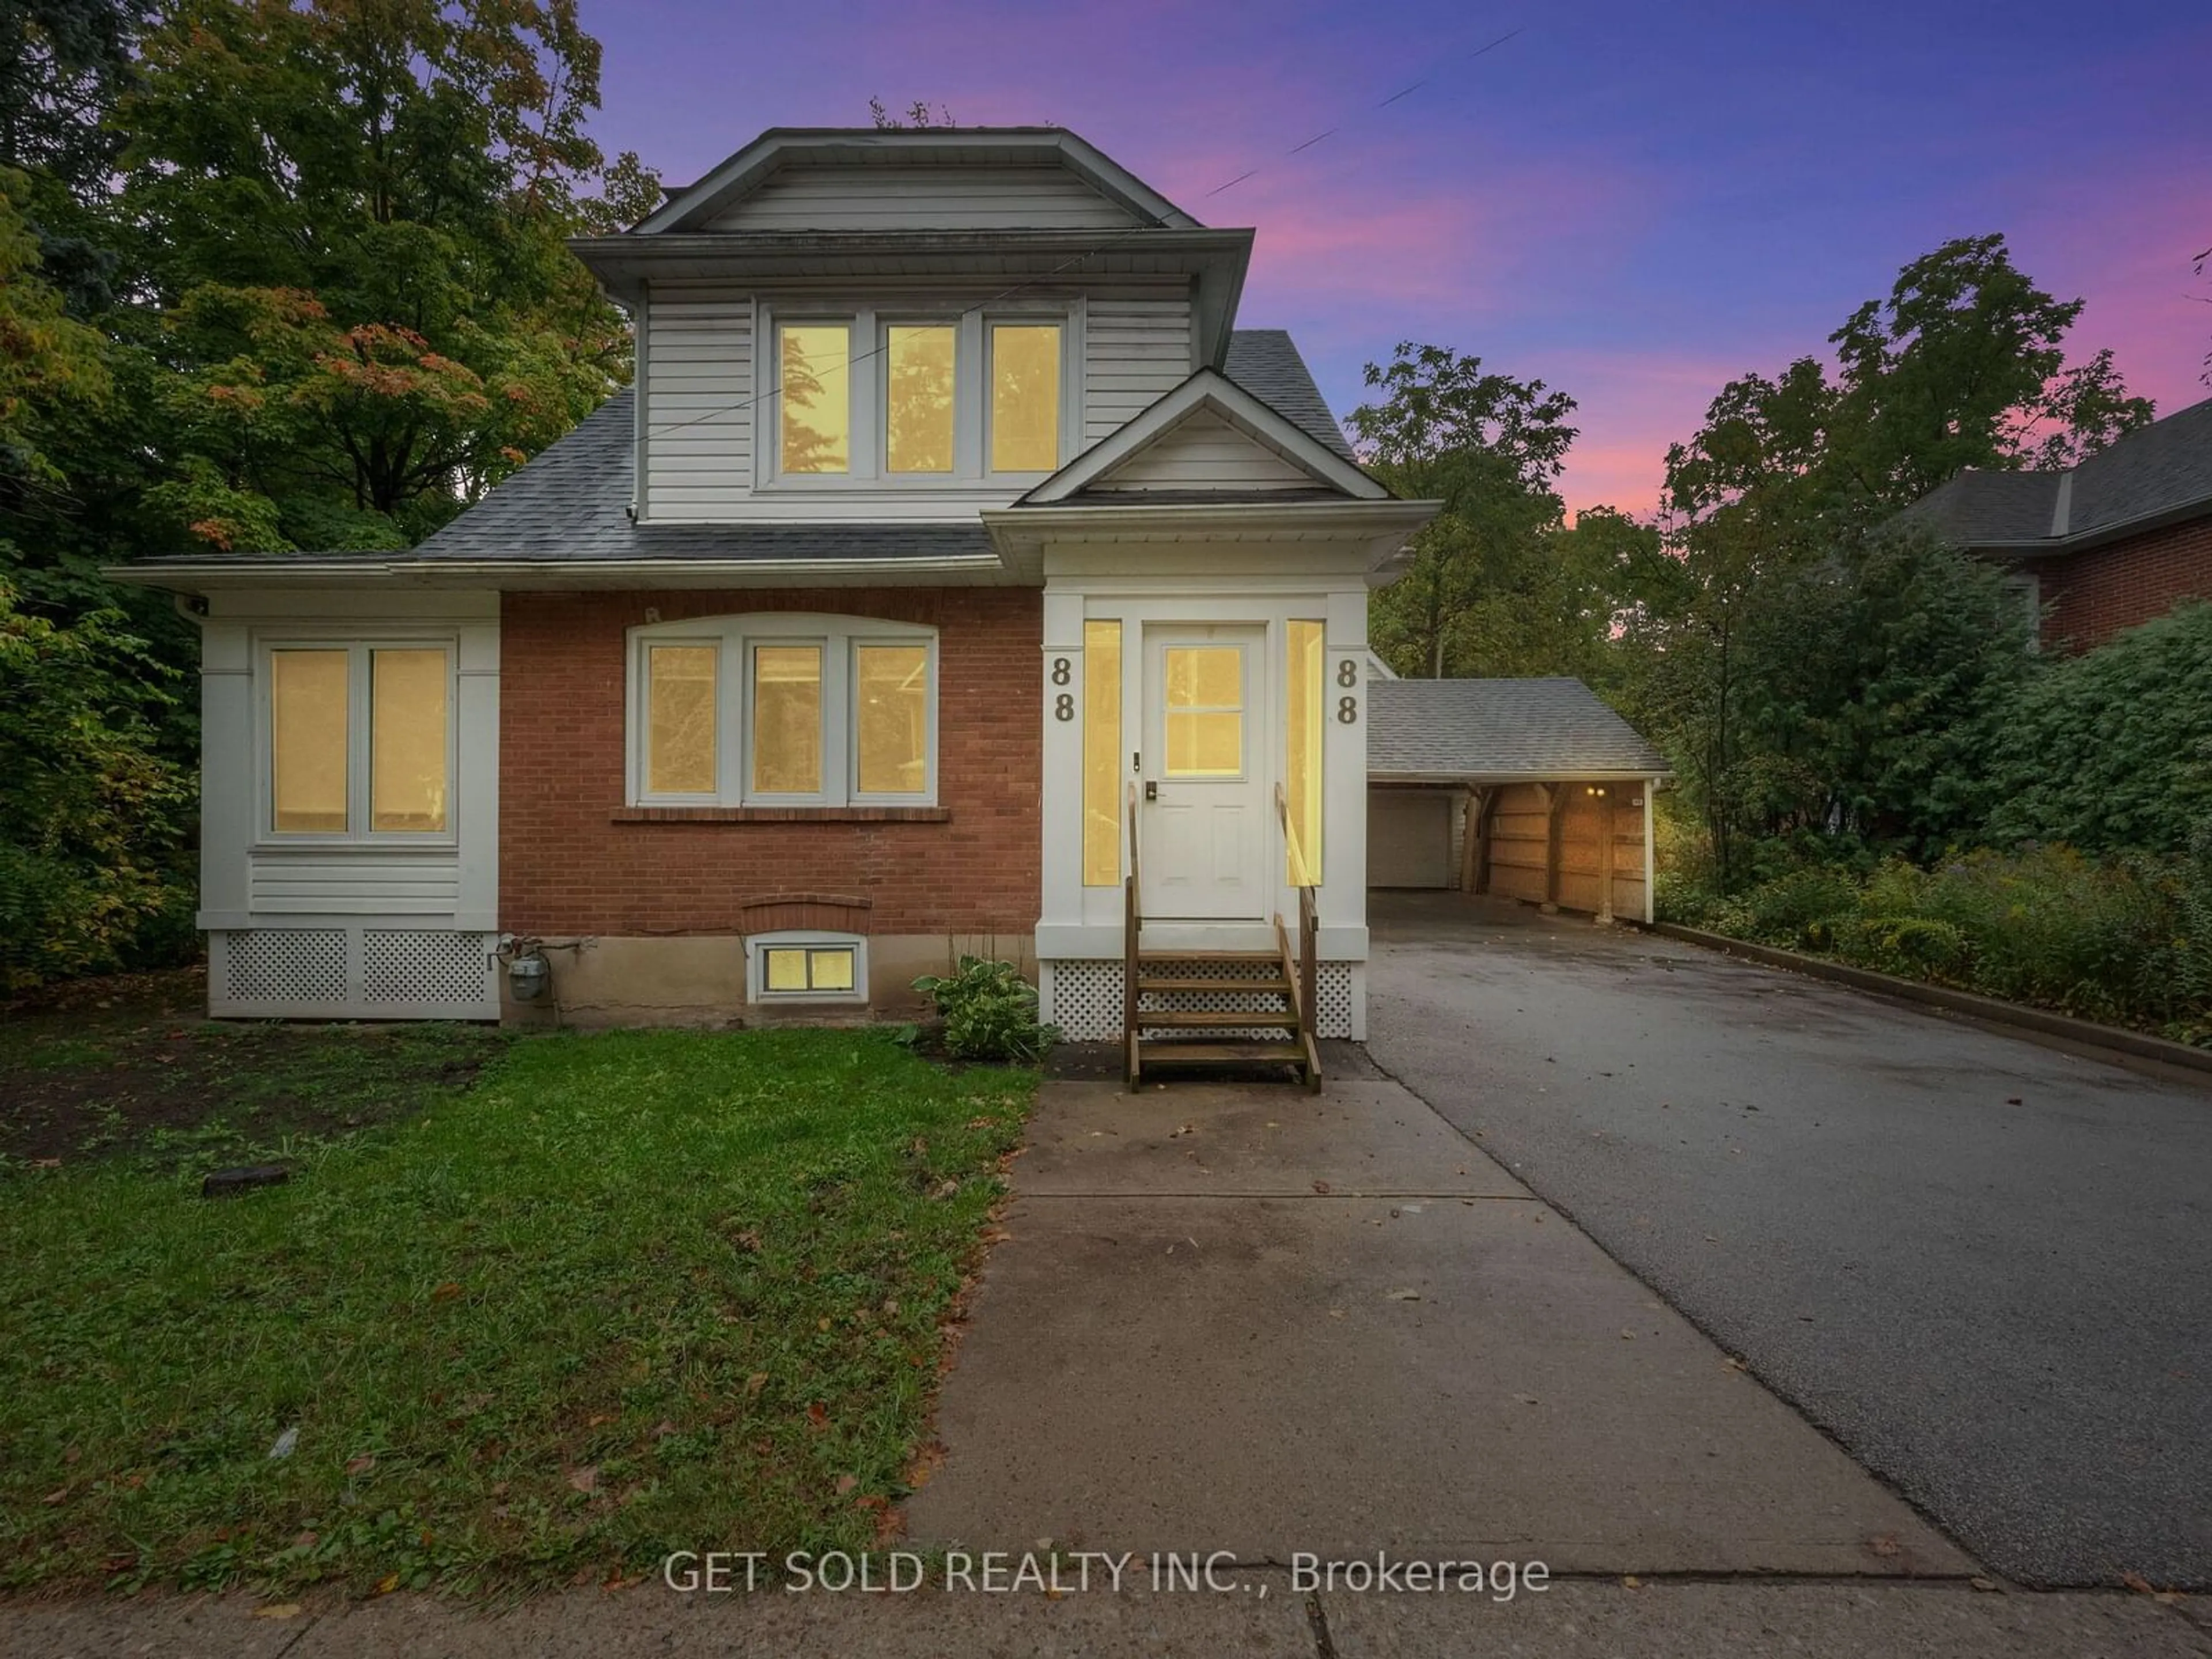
[1368,677,1672,781]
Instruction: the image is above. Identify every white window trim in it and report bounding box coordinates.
[253,633,459,848]
[748,931,868,1005]
[627,613,938,808]
[758,298,1078,490]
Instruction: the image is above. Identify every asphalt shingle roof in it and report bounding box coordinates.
[1224,329,1357,460]
[1368,677,1671,779]
[1892,395,2212,551]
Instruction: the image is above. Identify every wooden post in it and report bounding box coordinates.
[1643,777,1657,925]
[1458,787,1484,893]
[1595,786,1616,924]
[1543,783,1569,909]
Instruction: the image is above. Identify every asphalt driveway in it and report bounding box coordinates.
[1364,891,2212,1590]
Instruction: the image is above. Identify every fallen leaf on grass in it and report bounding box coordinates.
[431,1282,462,1302]
[567,1466,599,1494]
[835,1475,858,1495]
[376,1573,400,1595]
[2120,1571,2156,1594]
[41,1488,67,1505]
[745,1372,768,1397]
[253,1604,302,1619]
[346,1454,374,1475]
[806,1402,829,1429]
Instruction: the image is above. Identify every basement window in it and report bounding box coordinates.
[749,933,866,1004]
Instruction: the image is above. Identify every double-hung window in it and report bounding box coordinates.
[631,616,937,808]
[769,308,1067,486]
[265,641,455,839]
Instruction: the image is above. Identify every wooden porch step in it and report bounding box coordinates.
[1138,949,1282,964]
[1137,1009,1297,1030]
[1138,975,1292,995]
[1135,1039,1308,1066]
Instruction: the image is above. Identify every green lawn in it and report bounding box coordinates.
[0,1003,1032,1594]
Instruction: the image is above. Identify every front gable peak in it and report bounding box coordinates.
[1020,370,1388,506]
[637,127,1201,236]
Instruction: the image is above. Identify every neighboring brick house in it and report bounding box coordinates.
[111,126,1446,1072]
[1896,396,2212,650]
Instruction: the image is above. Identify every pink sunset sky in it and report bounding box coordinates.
[582,0,2209,516]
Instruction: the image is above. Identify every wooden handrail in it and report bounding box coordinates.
[1275,782,1317,891]
[1123,782,1141,1085]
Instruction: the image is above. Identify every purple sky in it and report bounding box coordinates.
[581,0,2209,514]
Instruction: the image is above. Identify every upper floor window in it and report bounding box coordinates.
[266,641,454,840]
[629,614,937,807]
[768,307,1067,486]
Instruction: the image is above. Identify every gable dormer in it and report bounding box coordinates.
[569,129,1253,525]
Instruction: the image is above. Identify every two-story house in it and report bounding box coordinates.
[114,126,1443,1082]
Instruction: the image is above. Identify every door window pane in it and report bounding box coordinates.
[370,649,448,832]
[751,645,823,794]
[1082,620,1122,886]
[271,649,350,832]
[1285,622,1324,884]
[1163,645,1244,778]
[780,324,850,474]
[855,643,929,795]
[647,644,718,795]
[990,323,1060,472]
[885,325,955,474]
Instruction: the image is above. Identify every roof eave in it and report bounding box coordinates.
[1954,491,2212,560]
[1369,767,1673,785]
[103,552,1028,594]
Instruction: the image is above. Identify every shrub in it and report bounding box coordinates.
[1717,865,1862,947]
[910,957,1058,1064]
[1987,602,2212,854]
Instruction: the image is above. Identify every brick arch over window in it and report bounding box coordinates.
[738,892,873,936]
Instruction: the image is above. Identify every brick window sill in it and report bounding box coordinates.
[611,805,952,824]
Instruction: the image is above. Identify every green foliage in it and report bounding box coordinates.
[1987,603,2212,853]
[911,956,1059,1063]
[0,581,193,988]
[1687,847,2211,1044]
[1627,234,2151,887]
[1348,342,1605,680]
[0,1024,1035,1592]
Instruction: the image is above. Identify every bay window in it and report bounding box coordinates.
[266,641,454,839]
[766,306,1067,484]
[630,616,937,807]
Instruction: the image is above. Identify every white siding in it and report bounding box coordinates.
[196,591,502,1021]
[643,284,753,518]
[249,849,463,914]
[1090,410,1317,493]
[704,165,1137,232]
[1085,288,1193,445]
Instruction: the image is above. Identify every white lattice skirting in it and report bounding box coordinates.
[1044,959,1357,1041]
[211,927,499,1020]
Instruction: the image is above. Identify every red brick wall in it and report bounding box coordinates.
[499,588,1042,935]
[2039,516,2212,651]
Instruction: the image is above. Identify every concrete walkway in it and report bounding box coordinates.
[906,1075,1962,1573]
[5,1575,2206,1657]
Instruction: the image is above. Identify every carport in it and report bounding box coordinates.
[1365,677,1671,922]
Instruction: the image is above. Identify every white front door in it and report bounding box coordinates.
[1143,624,1268,919]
